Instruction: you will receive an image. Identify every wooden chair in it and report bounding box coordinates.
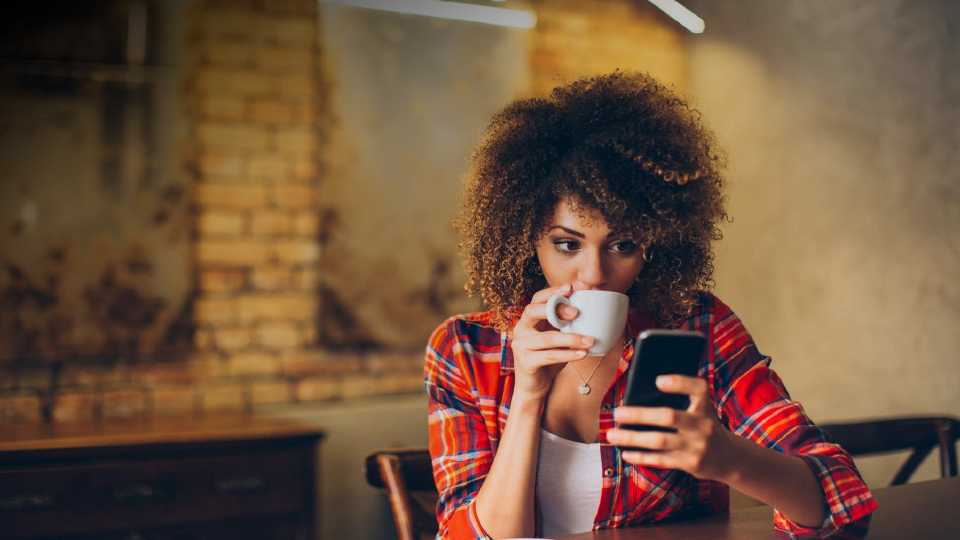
[819,416,960,486]
[364,447,439,540]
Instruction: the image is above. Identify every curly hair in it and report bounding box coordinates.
[455,71,727,328]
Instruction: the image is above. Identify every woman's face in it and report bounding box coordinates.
[535,199,646,294]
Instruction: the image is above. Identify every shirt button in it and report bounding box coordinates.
[604,468,615,478]
[601,403,612,411]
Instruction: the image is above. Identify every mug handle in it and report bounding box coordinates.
[546,293,572,330]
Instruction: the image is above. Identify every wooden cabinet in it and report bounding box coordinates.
[0,415,324,540]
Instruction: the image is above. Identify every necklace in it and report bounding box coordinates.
[570,355,604,395]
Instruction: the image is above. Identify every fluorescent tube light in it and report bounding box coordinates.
[647,0,704,34]
[320,0,537,29]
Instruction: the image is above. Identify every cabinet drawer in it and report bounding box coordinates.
[63,515,297,540]
[0,448,309,539]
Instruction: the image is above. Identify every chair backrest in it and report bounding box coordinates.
[364,447,439,540]
[819,416,960,486]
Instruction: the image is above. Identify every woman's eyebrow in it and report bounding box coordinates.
[547,225,585,238]
[547,225,621,239]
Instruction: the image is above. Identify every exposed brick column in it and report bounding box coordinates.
[530,0,688,95]
[187,0,321,411]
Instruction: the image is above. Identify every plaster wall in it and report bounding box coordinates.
[0,0,193,364]
[316,3,522,348]
[686,0,960,485]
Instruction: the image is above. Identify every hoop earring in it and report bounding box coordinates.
[643,246,654,263]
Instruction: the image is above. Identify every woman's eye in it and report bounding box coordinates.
[553,239,580,253]
[610,241,636,254]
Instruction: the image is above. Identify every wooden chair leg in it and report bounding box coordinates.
[892,443,934,486]
[377,454,418,540]
[937,419,958,478]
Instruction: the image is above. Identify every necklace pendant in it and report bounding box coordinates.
[578,383,591,395]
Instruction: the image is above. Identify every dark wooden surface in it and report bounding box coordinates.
[0,414,325,540]
[0,414,325,462]
[558,476,960,539]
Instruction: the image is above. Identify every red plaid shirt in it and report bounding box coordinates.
[425,294,877,539]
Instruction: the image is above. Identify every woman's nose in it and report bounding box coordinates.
[577,248,608,288]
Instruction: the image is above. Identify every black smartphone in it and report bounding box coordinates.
[620,330,707,431]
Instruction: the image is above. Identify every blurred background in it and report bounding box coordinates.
[0,0,957,538]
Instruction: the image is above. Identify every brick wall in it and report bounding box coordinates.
[0,0,687,424]
[531,0,688,95]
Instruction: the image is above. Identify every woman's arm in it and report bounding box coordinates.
[722,431,826,526]
[607,297,876,536]
[428,284,594,539]
[426,318,497,539]
[473,394,544,538]
[476,283,594,538]
[607,375,826,527]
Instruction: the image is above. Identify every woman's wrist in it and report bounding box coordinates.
[716,430,750,485]
[509,391,546,418]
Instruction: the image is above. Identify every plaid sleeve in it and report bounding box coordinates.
[424,317,493,540]
[711,300,877,538]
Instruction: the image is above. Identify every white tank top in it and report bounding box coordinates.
[536,428,603,537]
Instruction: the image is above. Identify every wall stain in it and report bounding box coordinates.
[318,284,382,350]
[124,245,153,275]
[82,265,166,355]
[317,207,339,246]
[159,292,195,353]
[406,255,464,317]
[152,209,170,226]
[2,263,58,312]
[0,262,61,360]
[161,184,185,205]
[48,247,65,264]
[0,245,193,363]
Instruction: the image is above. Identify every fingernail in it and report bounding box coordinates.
[560,284,571,292]
[581,336,594,345]
[656,375,668,387]
[576,350,586,357]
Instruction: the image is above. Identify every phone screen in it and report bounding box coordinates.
[620,330,706,431]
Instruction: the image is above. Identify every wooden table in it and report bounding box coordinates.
[559,476,960,539]
[0,414,324,540]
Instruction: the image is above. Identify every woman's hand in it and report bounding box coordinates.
[510,283,595,401]
[606,375,743,483]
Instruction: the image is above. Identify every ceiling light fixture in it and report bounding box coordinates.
[647,0,704,34]
[319,0,536,29]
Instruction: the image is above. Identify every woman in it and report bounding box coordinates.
[425,71,876,539]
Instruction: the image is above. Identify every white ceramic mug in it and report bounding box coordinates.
[546,290,629,356]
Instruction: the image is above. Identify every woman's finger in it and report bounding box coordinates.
[606,428,679,451]
[529,283,573,304]
[621,449,674,468]
[521,348,589,369]
[518,303,580,329]
[655,375,711,412]
[614,405,684,429]
[521,331,593,351]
